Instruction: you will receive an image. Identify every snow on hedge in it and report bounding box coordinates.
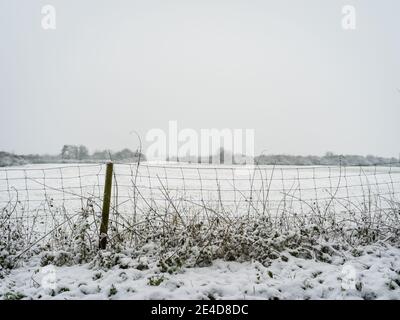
[1,243,400,300]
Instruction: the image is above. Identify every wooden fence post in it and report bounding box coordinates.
[99,162,113,249]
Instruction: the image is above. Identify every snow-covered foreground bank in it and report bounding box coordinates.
[2,244,400,300]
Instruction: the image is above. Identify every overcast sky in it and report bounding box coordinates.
[0,0,399,157]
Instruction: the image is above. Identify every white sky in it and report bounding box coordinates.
[0,0,399,157]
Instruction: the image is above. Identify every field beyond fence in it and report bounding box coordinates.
[1,161,400,268]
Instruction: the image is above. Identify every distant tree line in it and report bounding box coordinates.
[0,151,27,167]
[0,145,146,167]
[254,152,400,166]
[171,150,400,167]
[60,145,145,162]
[1,147,398,167]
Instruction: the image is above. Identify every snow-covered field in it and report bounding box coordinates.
[1,163,400,300]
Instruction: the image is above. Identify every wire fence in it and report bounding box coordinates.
[1,162,400,249]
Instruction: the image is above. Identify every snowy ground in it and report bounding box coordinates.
[1,163,400,300]
[2,243,400,300]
